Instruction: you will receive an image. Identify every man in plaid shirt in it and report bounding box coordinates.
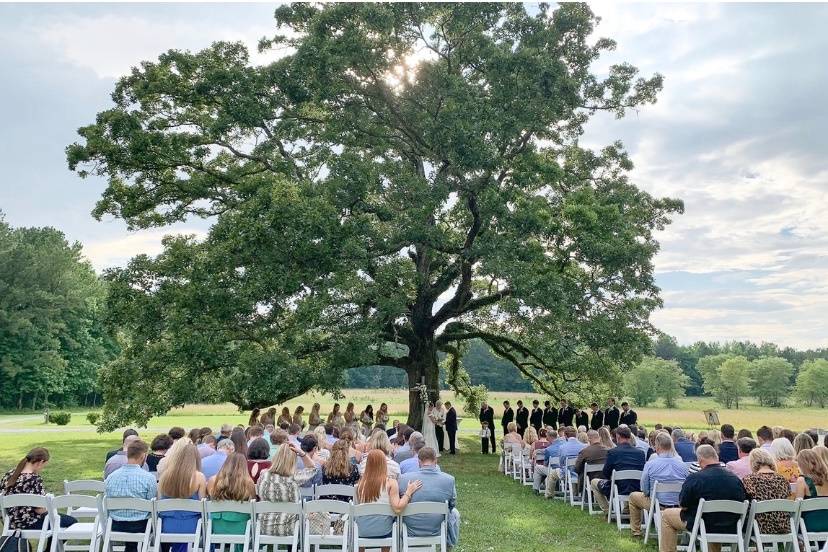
[105,439,157,552]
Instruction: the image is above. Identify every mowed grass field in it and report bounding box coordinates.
[0,392,825,551]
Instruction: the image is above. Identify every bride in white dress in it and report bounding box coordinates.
[422,403,440,456]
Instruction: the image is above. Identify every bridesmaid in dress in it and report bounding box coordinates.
[307,403,322,431]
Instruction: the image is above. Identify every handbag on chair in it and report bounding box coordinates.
[0,530,29,552]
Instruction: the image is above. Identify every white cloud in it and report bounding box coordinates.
[82,228,207,272]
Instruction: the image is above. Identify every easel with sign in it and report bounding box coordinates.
[703,410,719,429]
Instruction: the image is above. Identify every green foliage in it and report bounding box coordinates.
[749,356,793,407]
[47,411,71,425]
[86,412,100,425]
[709,356,751,409]
[794,359,828,408]
[68,4,679,429]
[624,357,687,408]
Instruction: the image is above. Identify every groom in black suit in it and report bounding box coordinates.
[445,401,458,454]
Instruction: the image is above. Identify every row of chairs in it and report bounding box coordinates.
[1,484,449,552]
[500,442,828,552]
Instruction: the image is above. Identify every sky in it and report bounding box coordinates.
[0,3,826,349]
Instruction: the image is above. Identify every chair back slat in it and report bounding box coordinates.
[253,501,301,515]
[652,480,684,495]
[566,457,577,467]
[64,480,105,494]
[302,499,350,515]
[752,498,799,514]
[1,493,50,509]
[104,497,154,513]
[51,494,99,510]
[700,499,748,515]
[800,497,828,513]
[584,463,604,474]
[352,503,395,518]
[314,484,355,499]
[154,498,204,513]
[612,470,643,481]
[205,500,254,515]
[401,501,448,516]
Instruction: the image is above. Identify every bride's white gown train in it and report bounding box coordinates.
[422,405,440,457]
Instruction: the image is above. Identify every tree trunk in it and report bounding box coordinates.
[405,340,440,431]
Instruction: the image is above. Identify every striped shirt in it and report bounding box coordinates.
[105,464,157,521]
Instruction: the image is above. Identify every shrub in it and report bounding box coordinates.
[86,412,100,425]
[48,412,72,425]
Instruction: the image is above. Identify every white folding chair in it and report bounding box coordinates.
[63,481,105,520]
[580,463,605,515]
[519,450,534,486]
[564,458,582,507]
[686,498,749,552]
[302,499,349,552]
[743,498,800,552]
[313,485,355,501]
[152,499,204,552]
[204,500,254,552]
[400,501,448,552]
[607,470,643,530]
[546,458,564,499]
[101,497,154,552]
[799,497,828,552]
[510,446,523,481]
[49,494,102,552]
[352,503,398,552]
[299,487,315,502]
[252,501,301,552]
[1,493,53,552]
[643,480,685,545]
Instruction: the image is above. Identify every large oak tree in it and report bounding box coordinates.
[68,3,682,430]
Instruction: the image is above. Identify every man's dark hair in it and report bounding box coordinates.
[418,447,437,463]
[781,429,797,443]
[737,428,753,439]
[150,434,173,452]
[127,440,149,460]
[757,426,773,442]
[616,427,632,440]
[544,400,550,407]
[123,428,139,442]
[806,430,819,445]
[664,426,673,434]
[300,434,318,454]
[503,401,510,406]
[248,425,264,438]
[539,428,547,438]
[532,400,539,406]
[654,424,663,430]
[629,424,638,435]
[168,427,186,440]
[721,424,735,439]
[403,427,414,441]
[564,426,577,438]
[324,423,334,435]
[590,402,598,408]
[248,437,271,460]
[279,422,289,430]
[695,437,715,449]
[621,401,629,407]
[288,423,301,435]
[737,437,757,454]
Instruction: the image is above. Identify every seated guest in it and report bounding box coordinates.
[287,424,302,447]
[719,424,739,464]
[197,435,216,459]
[771,438,801,483]
[522,427,539,456]
[398,447,460,547]
[795,449,828,533]
[230,427,248,458]
[300,434,325,487]
[1,448,77,532]
[323,423,337,447]
[147,434,173,475]
[168,427,186,441]
[246,437,272,483]
[575,430,609,493]
[199,427,213,443]
[320,441,360,501]
[105,440,157,552]
[359,430,401,479]
[356,450,422,540]
[188,428,201,445]
[726,437,757,480]
[105,435,149,479]
[256,443,318,536]
[812,446,828,469]
[202,438,235,480]
[533,428,550,456]
[598,427,615,450]
[387,419,400,439]
[157,444,207,552]
[743,448,791,534]
[400,433,441,475]
[737,428,753,440]
[687,437,720,474]
[246,425,265,446]
[757,426,774,450]
[781,428,797,444]
[672,428,696,462]
[157,437,193,477]
[556,426,587,489]
[313,426,331,460]
[106,429,139,462]
[339,428,364,463]
[659,445,746,552]
[590,426,646,513]
[532,427,566,496]
[503,422,522,446]
[269,429,288,459]
[629,432,688,537]
[794,433,815,455]
[206,452,255,547]
[630,425,653,457]
[393,427,416,463]
[216,423,233,443]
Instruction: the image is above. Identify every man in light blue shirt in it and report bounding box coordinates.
[201,438,234,479]
[672,428,697,462]
[558,428,587,480]
[399,433,443,475]
[532,427,567,495]
[628,432,688,537]
[105,440,157,552]
[398,447,459,547]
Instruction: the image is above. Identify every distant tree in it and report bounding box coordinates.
[749,356,792,407]
[657,359,689,408]
[711,356,751,409]
[697,353,734,398]
[794,359,828,408]
[624,356,687,408]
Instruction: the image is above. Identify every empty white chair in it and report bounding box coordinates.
[49,494,102,552]
[203,500,254,552]
[643,480,685,545]
[565,458,582,507]
[313,485,355,501]
[1,493,53,552]
[685,498,749,552]
[152,499,204,552]
[63,481,105,520]
[400,501,448,552]
[799,497,828,552]
[607,470,643,530]
[251,501,301,552]
[580,463,605,515]
[352,503,398,552]
[302,499,349,552]
[744,498,800,552]
[101,497,154,552]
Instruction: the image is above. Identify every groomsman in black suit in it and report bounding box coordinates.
[619,401,638,426]
[515,400,529,436]
[604,397,621,430]
[445,401,458,454]
[575,407,589,429]
[542,400,558,430]
[557,399,575,427]
[479,402,496,453]
[501,400,514,435]
[590,402,605,430]
[529,400,543,432]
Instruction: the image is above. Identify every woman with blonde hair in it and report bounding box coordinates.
[327,403,344,427]
[795,449,828,533]
[770,437,801,482]
[277,407,291,427]
[313,426,330,459]
[207,452,255,549]
[376,403,390,428]
[292,406,305,431]
[707,429,722,449]
[794,432,815,455]
[157,435,192,476]
[523,426,538,454]
[320,440,360,501]
[355,450,422,545]
[598,427,615,449]
[360,430,401,479]
[742,448,791,533]
[503,422,522,445]
[577,431,589,444]
[812,445,828,469]
[339,427,364,463]
[308,403,322,431]
[256,442,317,536]
[158,444,207,552]
[344,402,356,424]
[771,426,784,440]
